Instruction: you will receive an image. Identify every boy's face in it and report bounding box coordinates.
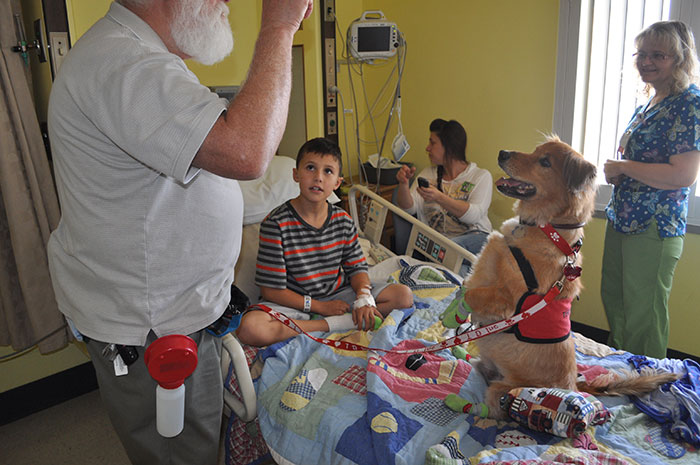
[293,152,343,202]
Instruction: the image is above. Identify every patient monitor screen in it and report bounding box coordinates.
[357,26,391,52]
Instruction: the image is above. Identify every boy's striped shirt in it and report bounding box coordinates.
[255,201,368,297]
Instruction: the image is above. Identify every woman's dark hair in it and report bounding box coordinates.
[296,137,343,174]
[429,118,467,191]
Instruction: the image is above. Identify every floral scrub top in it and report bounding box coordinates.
[606,84,700,237]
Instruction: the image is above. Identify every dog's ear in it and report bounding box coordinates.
[563,153,597,193]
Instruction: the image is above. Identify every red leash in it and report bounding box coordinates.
[253,224,582,355]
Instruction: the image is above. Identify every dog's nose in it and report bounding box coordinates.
[499,150,512,162]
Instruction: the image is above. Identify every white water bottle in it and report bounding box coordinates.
[144,334,198,439]
[156,384,185,437]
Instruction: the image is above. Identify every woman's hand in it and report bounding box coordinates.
[417,184,446,203]
[352,305,382,330]
[605,151,700,189]
[604,159,624,185]
[396,165,416,185]
[316,299,349,316]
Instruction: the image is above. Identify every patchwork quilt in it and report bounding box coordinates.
[225,267,700,465]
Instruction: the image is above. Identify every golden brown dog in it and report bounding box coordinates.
[463,136,677,419]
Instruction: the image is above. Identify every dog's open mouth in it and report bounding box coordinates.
[496,177,536,198]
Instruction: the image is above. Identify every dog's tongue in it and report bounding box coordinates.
[496,177,521,188]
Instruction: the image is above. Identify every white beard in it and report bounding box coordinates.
[170,0,234,65]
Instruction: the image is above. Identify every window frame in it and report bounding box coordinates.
[554,0,700,230]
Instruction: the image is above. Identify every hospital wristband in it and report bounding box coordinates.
[303,295,312,313]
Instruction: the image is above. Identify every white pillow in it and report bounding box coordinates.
[239,156,298,225]
[233,223,262,303]
[239,155,340,225]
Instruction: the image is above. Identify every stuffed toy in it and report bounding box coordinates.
[500,387,611,438]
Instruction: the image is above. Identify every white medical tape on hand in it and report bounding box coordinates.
[353,287,375,309]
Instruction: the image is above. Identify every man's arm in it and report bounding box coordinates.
[194,0,313,180]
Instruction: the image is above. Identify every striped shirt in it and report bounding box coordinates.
[255,201,368,297]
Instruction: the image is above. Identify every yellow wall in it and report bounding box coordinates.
[3,0,324,394]
[64,0,324,140]
[334,0,698,357]
[334,0,559,226]
[20,0,53,122]
[6,1,697,395]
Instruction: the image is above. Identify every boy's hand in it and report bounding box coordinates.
[316,300,349,316]
[352,305,383,331]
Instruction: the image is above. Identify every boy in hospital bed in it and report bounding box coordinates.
[235,137,413,347]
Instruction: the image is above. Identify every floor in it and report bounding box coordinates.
[0,389,228,465]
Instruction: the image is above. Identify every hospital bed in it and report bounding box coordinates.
[220,157,699,465]
[219,155,477,420]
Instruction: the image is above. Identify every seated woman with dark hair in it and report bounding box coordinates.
[394,118,493,275]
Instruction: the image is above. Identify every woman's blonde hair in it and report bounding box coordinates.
[636,21,700,95]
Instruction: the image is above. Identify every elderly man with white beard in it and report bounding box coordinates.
[46,0,313,463]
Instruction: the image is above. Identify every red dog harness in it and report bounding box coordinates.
[505,231,580,344]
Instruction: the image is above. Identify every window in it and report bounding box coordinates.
[554,0,700,226]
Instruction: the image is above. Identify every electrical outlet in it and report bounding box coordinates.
[49,31,68,75]
[324,0,335,22]
[327,111,337,135]
[324,38,336,107]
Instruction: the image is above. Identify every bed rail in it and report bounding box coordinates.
[221,184,478,423]
[347,184,477,274]
[221,333,256,422]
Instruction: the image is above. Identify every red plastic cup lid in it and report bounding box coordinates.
[144,334,198,389]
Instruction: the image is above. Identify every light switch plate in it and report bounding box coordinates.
[49,31,69,75]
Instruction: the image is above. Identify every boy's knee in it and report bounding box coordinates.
[393,284,414,308]
[235,311,267,346]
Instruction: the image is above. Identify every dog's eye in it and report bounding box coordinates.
[539,157,552,168]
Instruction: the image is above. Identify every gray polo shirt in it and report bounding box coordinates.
[47,2,242,345]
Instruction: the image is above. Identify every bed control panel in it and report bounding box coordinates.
[414,232,447,263]
[364,199,388,245]
[368,246,392,264]
[347,184,475,274]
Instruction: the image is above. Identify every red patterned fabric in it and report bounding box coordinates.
[332,364,368,395]
[225,416,269,465]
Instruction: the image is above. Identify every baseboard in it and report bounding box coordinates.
[0,361,98,426]
[571,321,700,364]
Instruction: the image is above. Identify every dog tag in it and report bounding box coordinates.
[113,354,129,376]
[564,264,582,280]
